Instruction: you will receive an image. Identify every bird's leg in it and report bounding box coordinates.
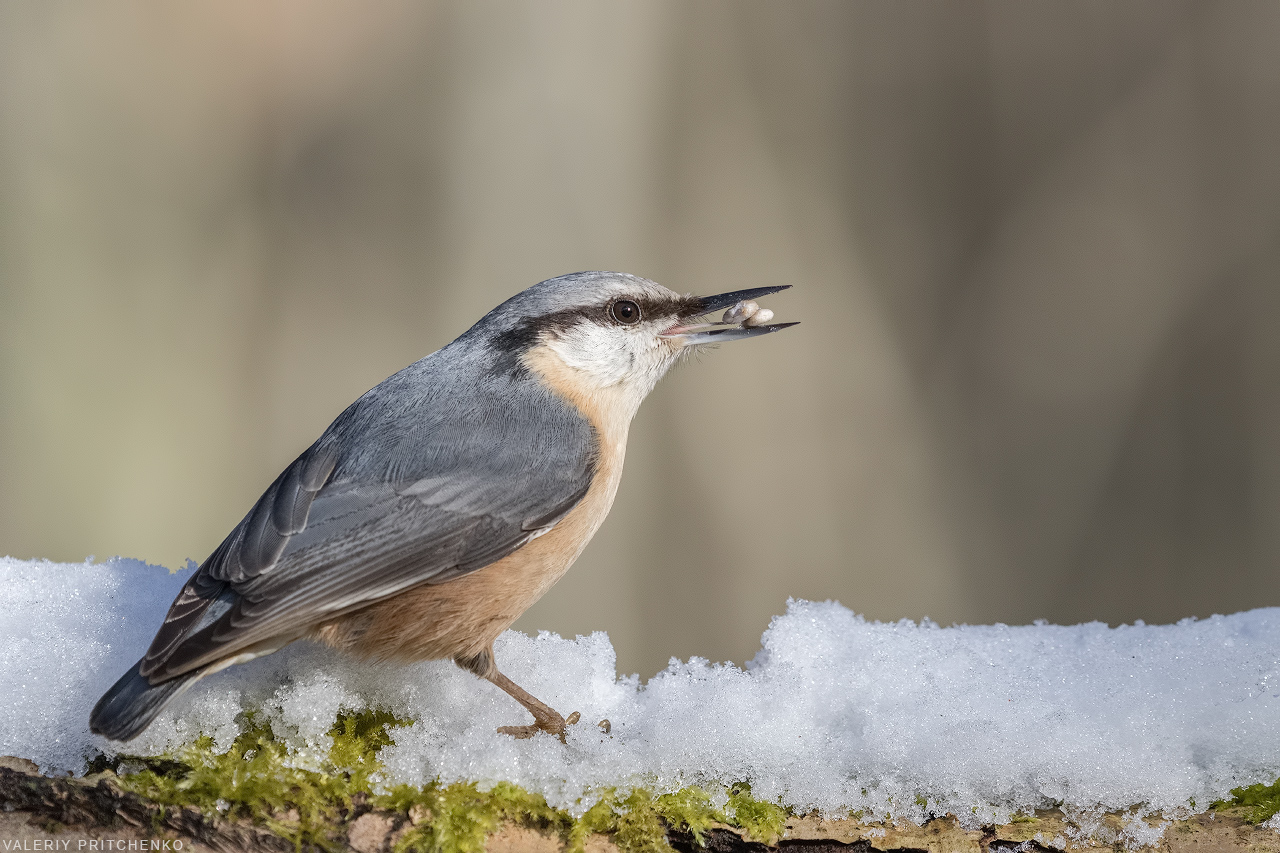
[487,669,581,742]
[454,647,579,742]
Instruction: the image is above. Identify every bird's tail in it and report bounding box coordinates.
[89,659,202,742]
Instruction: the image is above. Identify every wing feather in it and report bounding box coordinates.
[141,373,597,683]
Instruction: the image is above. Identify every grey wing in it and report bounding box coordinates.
[140,390,597,683]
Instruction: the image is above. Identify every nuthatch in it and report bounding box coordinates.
[90,272,796,742]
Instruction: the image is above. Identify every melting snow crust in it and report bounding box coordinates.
[3,556,1280,833]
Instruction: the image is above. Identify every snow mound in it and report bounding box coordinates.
[3,556,1279,827]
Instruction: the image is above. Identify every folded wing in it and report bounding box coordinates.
[139,373,597,683]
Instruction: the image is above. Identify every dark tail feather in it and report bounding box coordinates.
[89,658,200,741]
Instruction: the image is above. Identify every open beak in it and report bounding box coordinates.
[661,285,798,344]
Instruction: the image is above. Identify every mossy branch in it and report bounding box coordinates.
[81,709,789,853]
[6,709,1278,853]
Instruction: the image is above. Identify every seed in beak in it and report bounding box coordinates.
[743,308,774,327]
[723,300,760,324]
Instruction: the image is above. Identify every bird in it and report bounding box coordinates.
[89,271,795,742]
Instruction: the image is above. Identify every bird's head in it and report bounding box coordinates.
[468,272,795,422]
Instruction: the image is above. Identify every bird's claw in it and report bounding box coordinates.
[497,710,581,743]
[495,724,541,740]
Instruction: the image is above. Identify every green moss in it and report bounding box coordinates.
[1213,778,1280,824]
[566,789,670,853]
[103,709,409,850]
[379,780,569,853]
[569,790,624,851]
[726,782,788,844]
[91,709,794,852]
[328,708,409,792]
[563,782,788,852]
[610,790,671,853]
[653,787,723,845]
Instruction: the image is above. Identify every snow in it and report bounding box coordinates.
[3,556,1280,832]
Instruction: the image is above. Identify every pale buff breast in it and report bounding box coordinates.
[310,341,635,664]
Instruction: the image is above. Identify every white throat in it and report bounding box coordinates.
[522,324,683,438]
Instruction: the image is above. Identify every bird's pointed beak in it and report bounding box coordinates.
[693,285,792,315]
[660,285,798,344]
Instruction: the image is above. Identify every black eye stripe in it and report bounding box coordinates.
[610,299,642,325]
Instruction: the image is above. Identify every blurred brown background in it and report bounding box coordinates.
[2,1,1278,678]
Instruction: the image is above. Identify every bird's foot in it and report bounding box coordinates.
[498,710,581,743]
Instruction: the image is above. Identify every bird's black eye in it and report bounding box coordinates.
[610,299,642,326]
